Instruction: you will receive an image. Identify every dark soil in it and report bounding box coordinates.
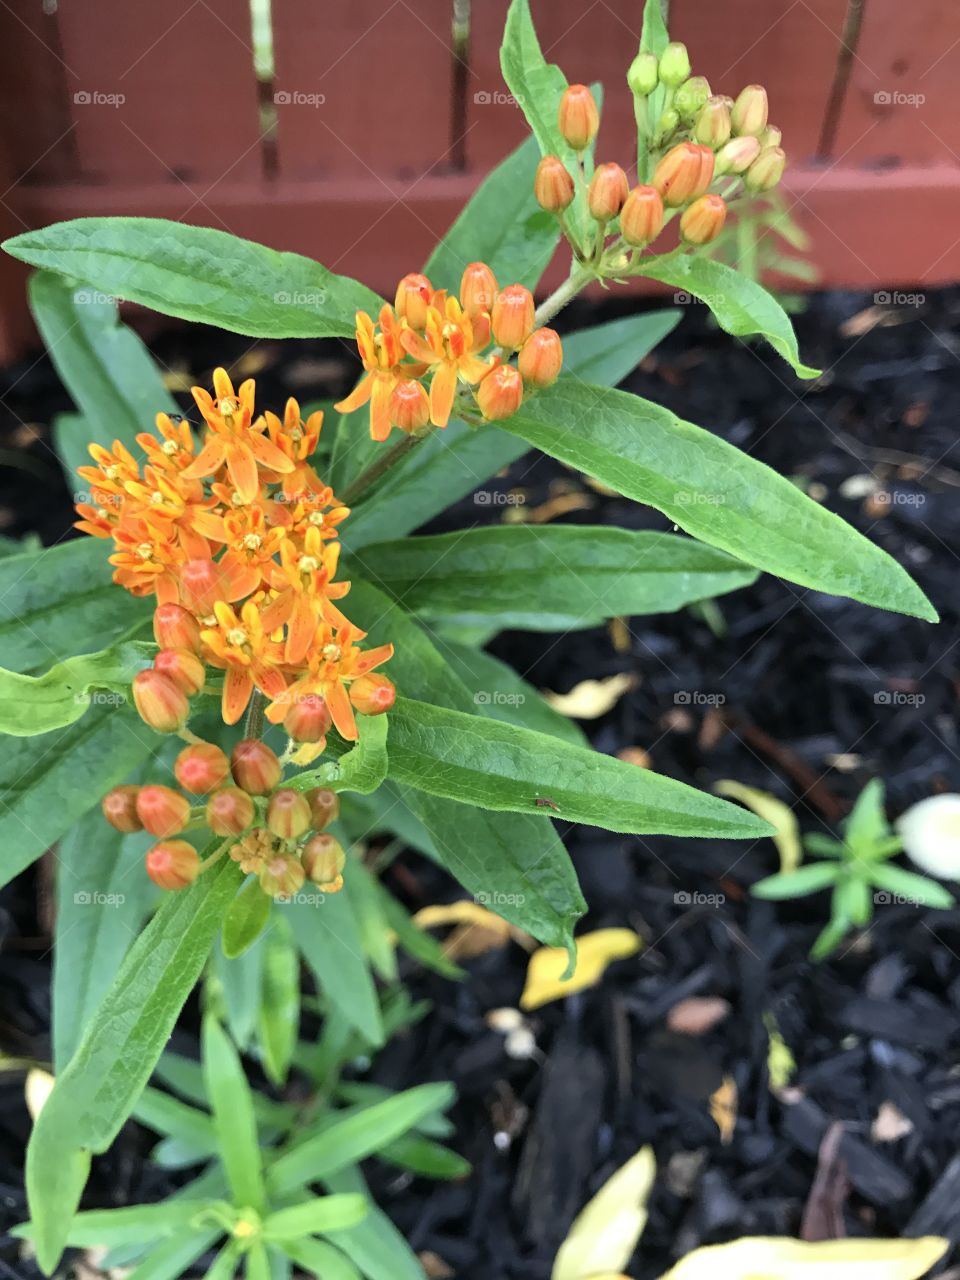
[2,287,960,1279]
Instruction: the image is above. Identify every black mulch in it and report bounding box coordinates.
[2,287,960,1279]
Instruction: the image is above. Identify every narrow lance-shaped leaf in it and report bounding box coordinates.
[4,218,382,338]
[0,641,152,736]
[201,1015,266,1211]
[498,379,936,622]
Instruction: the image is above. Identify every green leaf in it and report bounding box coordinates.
[752,862,841,899]
[341,853,397,983]
[286,890,384,1047]
[869,863,955,909]
[257,918,301,1087]
[373,881,464,979]
[53,797,156,1070]
[4,218,381,339]
[843,778,891,856]
[312,713,388,796]
[347,527,756,631]
[499,380,937,622]
[323,1168,426,1280]
[201,1015,266,1211]
[0,702,156,888]
[424,135,557,293]
[500,0,580,169]
[836,874,872,925]
[636,255,820,379]
[221,877,272,959]
[211,932,265,1051]
[262,1195,368,1241]
[640,0,670,53]
[380,1133,471,1180]
[0,537,148,674]
[26,859,242,1273]
[266,1085,454,1195]
[133,1085,215,1148]
[12,1200,214,1247]
[282,1239,361,1280]
[0,640,152,735]
[560,309,680,387]
[386,696,772,839]
[125,1228,223,1280]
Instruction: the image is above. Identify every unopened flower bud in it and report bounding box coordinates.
[491,284,535,349]
[518,329,563,388]
[652,142,714,206]
[620,184,665,247]
[588,162,629,221]
[302,833,346,887]
[231,739,282,795]
[146,839,200,891]
[534,155,575,212]
[460,262,498,318]
[154,647,205,696]
[657,108,680,137]
[153,603,201,653]
[658,42,691,88]
[715,134,761,175]
[206,785,255,836]
[349,672,397,715]
[694,96,732,147]
[762,124,782,148]
[283,692,332,743]
[627,51,659,97]
[744,144,786,192]
[102,784,142,833]
[132,668,190,733]
[259,854,305,899]
[674,76,711,118]
[680,193,728,245]
[175,742,230,794]
[557,84,599,151]
[179,559,223,615]
[266,788,312,840]
[394,273,432,329]
[136,784,191,838]
[476,365,524,422]
[305,787,340,831]
[389,379,431,434]
[731,84,768,137]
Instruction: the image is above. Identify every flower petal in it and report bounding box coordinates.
[429,363,458,428]
[222,668,254,725]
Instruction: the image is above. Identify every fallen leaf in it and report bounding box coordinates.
[658,1234,948,1280]
[714,780,802,874]
[412,901,532,959]
[420,1251,455,1279]
[25,1068,55,1121]
[617,746,652,769]
[667,996,731,1036]
[161,367,195,392]
[521,928,642,1011]
[507,491,594,524]
[552,1146,656,1280]
[872,1100,914,1144]
[544,673,636,720]
[608,617,631,653]
[763,1010,796,1091]
[709,1075,737,1144]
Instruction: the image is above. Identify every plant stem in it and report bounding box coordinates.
[244,688,266,740]
[534,264,594,328]
[340,431,423,506]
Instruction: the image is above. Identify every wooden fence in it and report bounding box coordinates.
[0,0,957,361]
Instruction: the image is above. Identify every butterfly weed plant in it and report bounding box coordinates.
[0,0,937,1273]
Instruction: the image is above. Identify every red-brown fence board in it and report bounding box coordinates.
[0,0,77,190]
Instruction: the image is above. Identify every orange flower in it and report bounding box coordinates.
[263,397,327,498]
[200,598,289,724]
[260,526,353,665]
[334,306,407,442]
[399,297,493,428]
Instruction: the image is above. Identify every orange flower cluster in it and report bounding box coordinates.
[76,367,394,737]
[334,264,564,441]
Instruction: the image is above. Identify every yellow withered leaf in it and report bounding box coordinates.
[544,674,636,720]
[714,780,802,874]
[412,900,531,960]
[709,1075,737,1144]
[552,1146,656,1280]
[521,928,642,1011]
[658,1235,949,1280]
[25,1068,55,1121]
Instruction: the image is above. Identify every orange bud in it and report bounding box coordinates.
[231,739,282,795]
[179,559,223,616]
[349,672,396,715]
[175,742,230,794]
[680,193,728,245]
[620,185,665,247]
[731,84,768,137]
[146,839,200,891]
[132,668,189,734]
[476,365,524,421]
[518,328,563,388]
[587,162,629,221]
[206,785,255,836]
[715,134,761,175]
[460,262,498,318]
[389,379,431,434]
[694,96,732,147]
[534,155,575,212]
[302,833,346,887]
[154,647,205,696]
[259,853,305,899]
[558,84,599,151]
[266,788,312,840]
[762,125,782,148]
[305,787,340,831]
[652,142,714,207]
[153,603,201,653]
[394,273,433,329]
[102,784,142,833]
[744,145,786,192]
[283,692,332,744]
[136,784,191,838]
[491,284,535,350]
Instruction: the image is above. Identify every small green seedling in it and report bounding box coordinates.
[752,779,955,959]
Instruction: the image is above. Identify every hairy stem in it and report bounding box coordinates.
[244,688,267,740]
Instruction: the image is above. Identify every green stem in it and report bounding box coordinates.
[244,688,266,740]
[534,264,594,328]
[340,430,424,506]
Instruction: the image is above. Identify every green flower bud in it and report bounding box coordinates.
[656,108,680,138]
[674,76,711,118]
[658,41,691,88]
[627,51,659,97]
[694,95,732,147]
[744,145,786,192]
